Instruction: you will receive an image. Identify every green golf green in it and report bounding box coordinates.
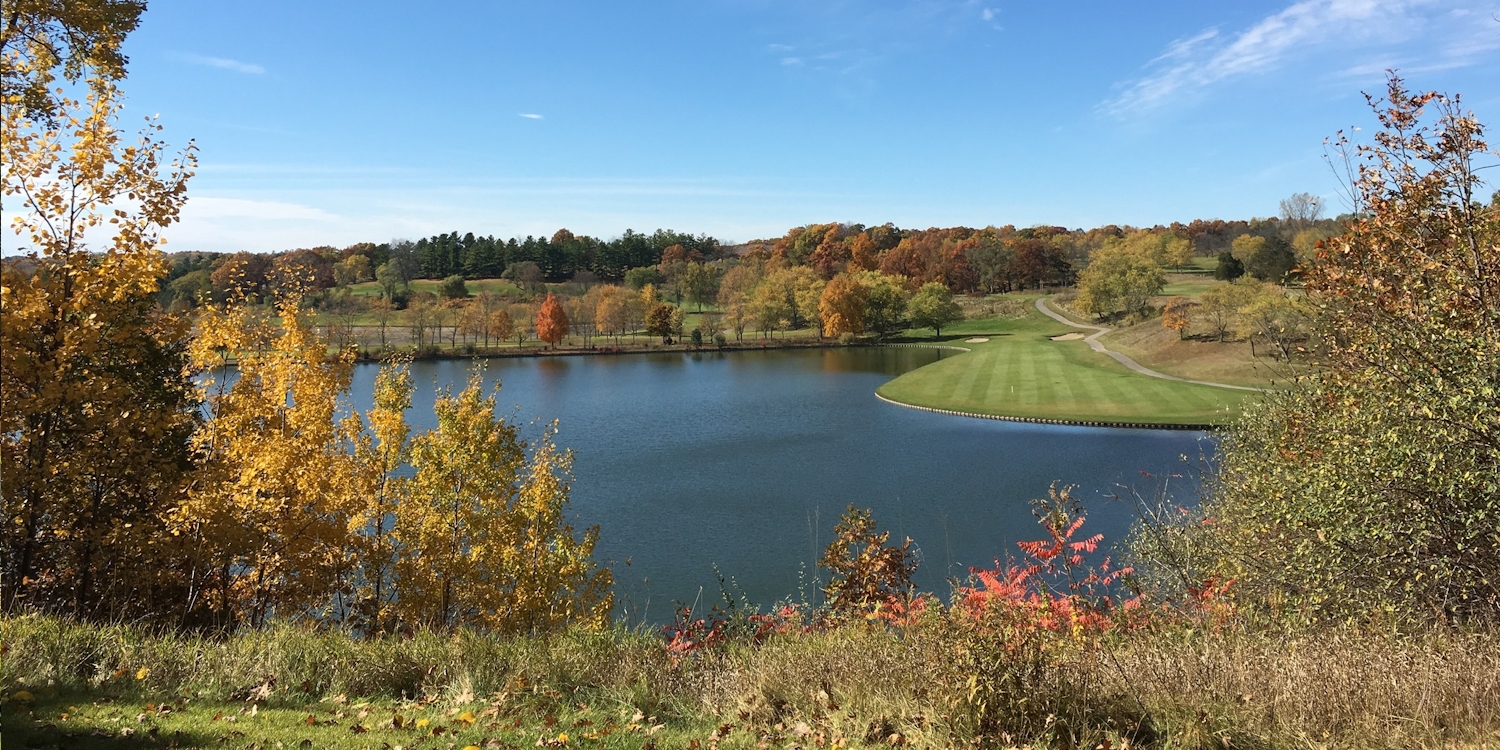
[878,302,1255,426]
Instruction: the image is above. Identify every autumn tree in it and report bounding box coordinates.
[819,273,868,337]
[1230,281,1310,360]
[343,359,414,633]
[395,375,612,631]
[1170,76,1500,623]
[678,261,722,312]
[458,301,485,347]
[820,506,918,618]
[1,0,143,122]
[860,272,910,340]
[475,291,502,347]
[808,226,853,279]
[1,11,199,620]
[594,285,630,344]
[369,296,395,348]
[334,254,373,287]
[645,302,680,343]
[564,291,597,346]
[181,296,360,627]
[1197,281,1256,342]
[1073,244,1164,320]
[211,251,272,301]
[430,298,453,347]
[324,290,364,350]
[510,302,536,348]
[849,233,880,271]
[752,266,824,334]
[535,292,570,348]
[748,280,793,338]
[406,295,434,349]
[1161,296,1193,340]
[716,260,764,340]
[906,282,963,338]
[487,307,515,346]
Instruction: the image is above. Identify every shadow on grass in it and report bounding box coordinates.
[2,722,215,750]
[3,696,218,750]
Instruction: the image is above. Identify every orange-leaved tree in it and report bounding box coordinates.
[1161,296,1192,339]
[820,506,919,621]
[819,273,868,337]
[535,292,569,349]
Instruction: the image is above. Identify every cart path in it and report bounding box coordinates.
[1034,297,1266,393]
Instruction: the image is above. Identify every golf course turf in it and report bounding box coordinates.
[879,299,1256,426]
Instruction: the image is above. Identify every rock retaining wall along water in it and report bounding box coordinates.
[873,392,1215,431]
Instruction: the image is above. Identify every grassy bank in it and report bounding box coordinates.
[3,615,1497,749]
[879,298,1256,426]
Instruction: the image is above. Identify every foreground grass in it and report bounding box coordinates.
[5,615,1498,749]
[881,297,1254,426]
[3,693,748,750]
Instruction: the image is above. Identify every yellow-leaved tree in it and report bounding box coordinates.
[1,7,199,620]
[396,374,613,632]
[181,296,361,627]
[341,359,414,633]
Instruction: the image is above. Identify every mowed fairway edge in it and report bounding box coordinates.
[878,306,1255,426]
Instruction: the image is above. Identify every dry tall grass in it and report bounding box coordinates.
[3,615,1497,748]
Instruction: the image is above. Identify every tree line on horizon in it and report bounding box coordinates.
[131,208,1344,314]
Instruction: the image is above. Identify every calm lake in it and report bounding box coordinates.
[350,347,1212,624]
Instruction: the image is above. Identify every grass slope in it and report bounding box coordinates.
[880,299,1254,425]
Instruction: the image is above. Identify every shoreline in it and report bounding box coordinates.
[356,339,1219,431]
[873,391,1216,431]
[352,337,859,362]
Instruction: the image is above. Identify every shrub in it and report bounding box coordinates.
[819,507,919,621]
[1166,75,1500,625]
[437,274,468,299]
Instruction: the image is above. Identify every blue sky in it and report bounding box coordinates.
[113,0,1500,253]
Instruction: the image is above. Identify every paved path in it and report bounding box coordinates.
[1034,297,1265,393]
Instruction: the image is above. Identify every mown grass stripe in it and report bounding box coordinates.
[877,301,1255,426]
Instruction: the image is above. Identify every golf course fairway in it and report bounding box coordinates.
[878,300,1257,427]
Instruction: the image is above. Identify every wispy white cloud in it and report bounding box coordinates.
[781,56,804,66]
[519,113,544,120]
[1099,0,1493,117]
[174,52,265,75]
[184,197,338,221]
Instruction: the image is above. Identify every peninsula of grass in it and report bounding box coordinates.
[879,298,1256,426]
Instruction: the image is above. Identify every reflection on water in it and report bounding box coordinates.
[350,347,1210,624]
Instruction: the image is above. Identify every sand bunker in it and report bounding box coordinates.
[1050,333,1086,341]
[964,337,990,343]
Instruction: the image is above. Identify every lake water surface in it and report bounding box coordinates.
[351,348,1212,623]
